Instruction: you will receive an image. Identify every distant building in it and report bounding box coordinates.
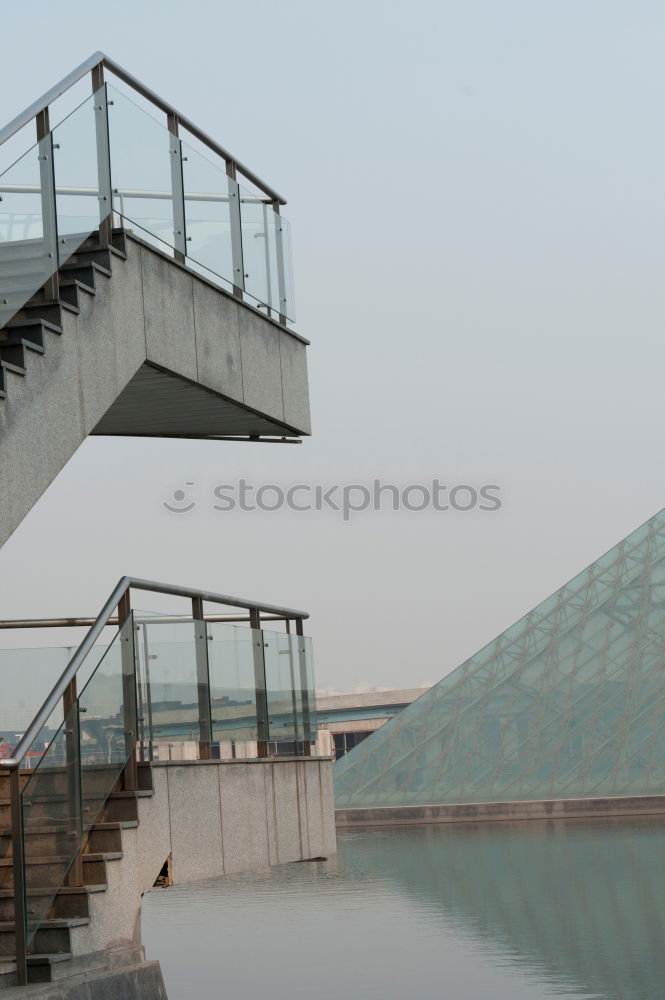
[315,688,430,759]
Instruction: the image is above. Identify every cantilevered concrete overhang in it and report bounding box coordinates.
[91,234,311,439]
[0,232,310,547]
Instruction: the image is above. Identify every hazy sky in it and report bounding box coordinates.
[1,0,665,692]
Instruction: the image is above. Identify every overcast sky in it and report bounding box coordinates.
[1,0,664,693]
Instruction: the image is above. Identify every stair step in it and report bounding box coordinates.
[0,337,45,369]
[25,951,73,984]
[0,884,106,921]
[59,278,96,310]
[0,318,62,348]
[0,359,26,378]
[59,261,111,285]
[73,243,127,267]
[0,916,88,958]
[0,851,120,890]
[17,299,78,326]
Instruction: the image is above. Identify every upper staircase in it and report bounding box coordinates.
[0,53,311,549]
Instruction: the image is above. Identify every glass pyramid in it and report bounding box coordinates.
[335,509,665,808]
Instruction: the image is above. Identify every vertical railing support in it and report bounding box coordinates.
[35,108,59,303]
[91,67,113,246]
[140,622,155,762]
[63,677,83,887]
[167,113,187,264]
[295,618,312,756]
[285,620,301,752]
[192,597,213,760]
[227,161,245,300]
[10,766,27,986]
[250,608,269,757]
[272,199,288,326]
[118,591,138,791]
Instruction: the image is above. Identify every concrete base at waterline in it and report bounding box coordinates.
[335,794,665,828]
[0,958,166,1000]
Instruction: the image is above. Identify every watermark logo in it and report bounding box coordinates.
[162,480,502,521]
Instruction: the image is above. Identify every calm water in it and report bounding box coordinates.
[142,819,665,1000]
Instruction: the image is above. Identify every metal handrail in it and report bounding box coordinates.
[0,575,308,770]
[0,184,271,204]
[0,51,285,204]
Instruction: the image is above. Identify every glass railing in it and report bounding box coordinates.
[0,88,111,329]
[21,619,133,948]
[134,617,314,756]
[1,73,296,332]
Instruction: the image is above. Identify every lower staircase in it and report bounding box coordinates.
[0,763,157,987]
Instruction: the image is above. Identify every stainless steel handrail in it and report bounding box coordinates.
[0,575,308,769]
[0,52,285,204]
[0,184,271,203]
[0,612,289,629]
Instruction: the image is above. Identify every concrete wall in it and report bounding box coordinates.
[335,793,665,828]
[70,758,336,962]
[0,235,310,548]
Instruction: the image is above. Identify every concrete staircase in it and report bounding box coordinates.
[0,231,128,403]
[0,764,156,987]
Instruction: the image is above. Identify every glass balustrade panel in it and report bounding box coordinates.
[51,91,105,266]
[106,84,175,254]
[0,139,50,327]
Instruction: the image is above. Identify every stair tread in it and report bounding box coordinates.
[60,260,111,278]
[0,884,106,899]
[26,952,72,966]
[0,338,45,354]
[0,851,122,867]
[0,917,89,932]
[0,360,26,376]
[21,298,79,316]
[59,277,96,293]
[2,318,62,335]
[0,820,137,836]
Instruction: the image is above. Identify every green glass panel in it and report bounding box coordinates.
[78,619,134,835]
[52,90,104,265]
[134,616,200,744]
[239,184,295,322]
[22,699,80,947]
[207,623,259,744]
[181,139,235,295]
[20,622,132,948]
[263,631,300,742]
[335,509,665,807]
[106,84,175,253]
[0,137,51,327]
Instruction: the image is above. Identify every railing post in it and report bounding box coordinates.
[167,113,187,264]
[226,161,245,300]
[295,618,312,757]
[117,591,138,791]
[139,621,155,761]
[63,677,83,887]
[272,199,288,326]
[35,108,59,302]
[10,766,27,986]
[91,67,113,246]
[285,620,301,751]
[192,597,213,760]
[249,608,269,757]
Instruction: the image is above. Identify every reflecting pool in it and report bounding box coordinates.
[142,819,665,999]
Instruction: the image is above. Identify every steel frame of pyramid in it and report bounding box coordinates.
[334,510,665,808]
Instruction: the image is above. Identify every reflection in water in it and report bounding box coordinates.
[142,820,665,1000]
